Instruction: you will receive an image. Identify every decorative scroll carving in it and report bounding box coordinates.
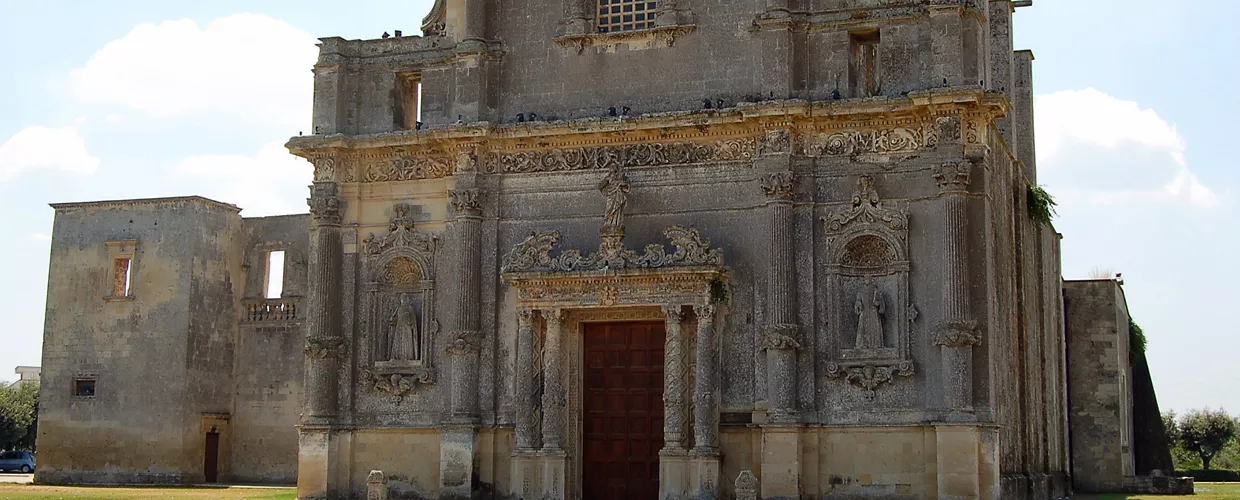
[483,138,756,174]
[307,195,342,225]
[421,0,446,36]
[761,324,801,351]
[760,172,795,199]
[825,176,909,234]
[361,155,453,183]
[454,144,478,173]
[312,156,336,182]
[363,204,437,256]
[445,330,484,355]
[933,162,972,191]
[303,336,346,359]
[933,320,982,348]
[360,368,433,404]
[381,257,422,285]
[823,176,915,394]
[449,189,482,214]
[804,124,937,156]
[501,226,723,273]
[757,129,792,155]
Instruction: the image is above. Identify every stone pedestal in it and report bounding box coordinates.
[935,425,1000,499]
[659,450,690,500]
[439,427,476,500]
[760,426,801,500]
[509,454,542,500]
[542,452,566,500]
[689,453,721,499]
[297,429,331,500]
[366,470,388,500]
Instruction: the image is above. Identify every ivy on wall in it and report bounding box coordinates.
[1027,184,1058,225]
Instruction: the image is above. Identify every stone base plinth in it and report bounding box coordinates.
[509,450,565,500]
[689,453,720,499]
[439,428,476,500]
[297,429,330,500]
[659,448,690,500]
[760,426,801,500]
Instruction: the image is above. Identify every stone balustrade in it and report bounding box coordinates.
[243,298,300,323]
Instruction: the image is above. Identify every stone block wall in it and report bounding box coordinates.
[1065,279,1135,492]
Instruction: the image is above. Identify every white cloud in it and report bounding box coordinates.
[70,14,318,129]
[1035,88,1217,206]
[0,126,100,180]
[174,140,312,217]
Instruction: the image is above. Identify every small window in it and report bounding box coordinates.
[265,250,285,299]
[113,258,132,297]
[850,30,881,97]
[74,379,96,397]
[398,72,422,130]
[105,240,138,299]
[598,0,658,33]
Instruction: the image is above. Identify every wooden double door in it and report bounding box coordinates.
[582,321,665,500]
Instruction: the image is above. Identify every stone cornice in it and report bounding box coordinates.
[50,195,241,213]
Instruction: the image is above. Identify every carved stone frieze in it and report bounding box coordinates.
[933,162,972,191]
[483,138,755,174]
[361,154,453,183]
[454,144,479,173]
[761,324,801,351]
[760,172,795,200]
[303,336,347,359]
[307,196,343,225]
[933,320,982,348]
[360,368,434,404]
[448,189,482,214]
[509,270,721,308]
[804,124,937,157]
[501,226,722,273]
[757,129,792,155]
[312,156,336,182]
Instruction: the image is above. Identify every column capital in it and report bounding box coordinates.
[933,320,982,348]
[761,324,801,351]
[445,330,484,355]
[692,303,716,319]
[541,307,565,323]
[662,304,685,321]
[449,188,482,216]
[308,182,343,226]
[933,162,973,193]
[760,171,795,200]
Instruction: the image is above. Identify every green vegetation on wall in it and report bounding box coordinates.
[1027,184,1057,225]
[1130,318,1148,356]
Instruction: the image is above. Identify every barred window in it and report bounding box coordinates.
[598,0,658,33]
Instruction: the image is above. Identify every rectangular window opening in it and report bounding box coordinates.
[266,250,286,299]
[598,0,658,33]
[849,30,881,98]
[74,378,96,397]
[398,72,423,130]
[113,258,132,297]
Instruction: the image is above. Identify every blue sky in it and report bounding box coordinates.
[0,1,1234,416]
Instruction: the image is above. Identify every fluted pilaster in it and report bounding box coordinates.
[692,303,719,453]
[304,182,344,424]
[448,189,483,422]
[541,308,566,451]
[663,305,688,450]
[514,309,539,451]
[933,162,981,411]
[762,172,799,419]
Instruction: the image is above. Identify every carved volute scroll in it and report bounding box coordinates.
[822,176,915,397]
[359,203,441,403]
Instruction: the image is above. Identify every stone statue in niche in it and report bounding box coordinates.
[854,281,886,350]
[388,293,421,361]
[598,164,630,232]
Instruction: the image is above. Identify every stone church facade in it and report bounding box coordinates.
[35,1,1182,499]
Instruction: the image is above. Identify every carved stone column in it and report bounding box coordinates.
[304,181,345,424]
[692,303,718,453]
[662,305,688,450]
[564,0,591,35]
[541,308,566,451]
[514,309,539,451]
[761,171,799,421]
[447,189,483,422]
[933,162,981,412]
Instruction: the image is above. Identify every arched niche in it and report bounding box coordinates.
[821,176,915,395]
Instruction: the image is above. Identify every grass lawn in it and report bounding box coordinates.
[0,484,296,499]
[1076,482,1240,499]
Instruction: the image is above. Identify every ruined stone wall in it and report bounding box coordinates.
[1065,279,1135,492]
[230,214,311,484]
[36,197,243,484]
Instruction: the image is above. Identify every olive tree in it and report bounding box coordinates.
[1179,408,1237,471]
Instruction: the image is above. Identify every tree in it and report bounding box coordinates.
[1179,408,1237,471]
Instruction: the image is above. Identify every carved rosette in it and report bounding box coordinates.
[449,189,482,215]
[933,320,982,348]
[761,324,801,351]
[757,129,792,155]
[933,162,972,192]
[307,195,343,225]
[303,336,347,359]
[760,172,795,200]
[445,330,484,355]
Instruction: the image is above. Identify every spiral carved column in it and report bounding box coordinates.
[541,308,566,451]
[514,309,539,451]
[447,189,483,422]
[761,172,799,421]
[662,305,688,451]
[692,303,719,453]
[933,162,982,412]
[303,181,345,424]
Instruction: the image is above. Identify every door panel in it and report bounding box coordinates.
[582,322,664,500]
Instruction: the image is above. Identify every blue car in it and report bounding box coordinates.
[0,451,34,473]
